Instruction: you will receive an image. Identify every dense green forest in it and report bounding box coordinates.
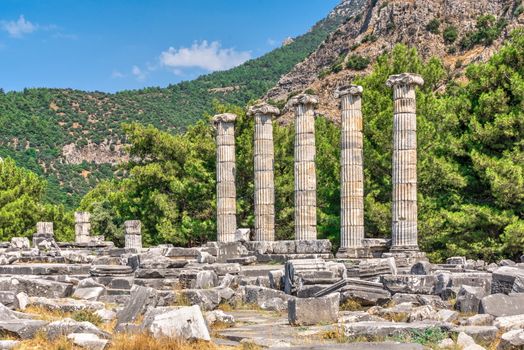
[72,31,524,262]
[0,7,351,208]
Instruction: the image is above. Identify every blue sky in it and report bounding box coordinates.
[0,0,339,93]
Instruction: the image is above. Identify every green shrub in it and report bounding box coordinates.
[514,4,524,16]
[362,34,378,44]
[72,310,103,326]
[443,26,458,44]
[460,15,507,50]
[426,19,441,34]
[346,55,371,70]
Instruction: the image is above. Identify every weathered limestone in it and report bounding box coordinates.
[335,85,365,257]
[74,212,91,244]
[286,94,319,240]
[213,113,238,243]
[33,221,58,250]
[247,103,280,242]
[124,220,142,250]
[288,293,339,326]
[386,73,424,251]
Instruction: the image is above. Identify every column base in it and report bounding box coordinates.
[336,247,373,259]
[389,245,420,253]
[383,249,427,267]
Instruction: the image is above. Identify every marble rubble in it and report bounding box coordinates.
[0,74,521,349]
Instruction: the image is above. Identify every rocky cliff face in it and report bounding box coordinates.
[267,0,524,122]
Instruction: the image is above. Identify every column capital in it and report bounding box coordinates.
[335,84,363,98]
[247,102,280,117]
[386,73,424,88]
[285,93,319,110]
[212,113,237,124]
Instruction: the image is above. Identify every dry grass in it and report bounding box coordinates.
[108,333,221,350]
[14,332,79,350]
[173,291,192,307]
[24,305,70,321]
[381,311,409,323]
[339,299,364,311]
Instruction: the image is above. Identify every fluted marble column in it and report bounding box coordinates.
[386,73,424,251]
[286,94,319,240]
[248,103,280,241]
[336,85,365,255]
[213,113,238,243]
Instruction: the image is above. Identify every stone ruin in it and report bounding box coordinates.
[0,74,522,349]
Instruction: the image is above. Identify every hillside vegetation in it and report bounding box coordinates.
[0,3,356,208]
[77,32,524,262]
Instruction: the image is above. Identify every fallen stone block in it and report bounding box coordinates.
[494,314,524,330]
[513,274,524,293]
[234,228,250,242]
[216,242,249,263]
[410,261,433,275]
[447,257,467,265]
[480,293,524,317]
[194,270,218,289]
[197,251,216,264]
[12,277,73,298]
[288,293,339,326]
[202,263,241,276]
[451,326,499,343]
[456,285,486,313]
[116,285,158,325]
[72,286,105,301]
[147,305,210,341]
[0,319,48,339]
[498,329,524,349]
[381,275,436,294]
[492,266,524,294]
[243,285,292,311]
[341,321,451,338]
[67,333,109,350]
[435,272,492,296]
[268,270,284,290]
[28,297,105,312]
[205,310,235,326]
[358,258,397,281]
[181,287,234,311]
[0,291,15,309]
[0,340,20,350]
[10,237,30,249]
[43,318,110,340]
[408,305,440,322]
[462,314,494,326]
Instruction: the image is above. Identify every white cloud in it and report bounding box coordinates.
[1,15,37,38]
[111,70,125,79]
[159,40,251,72]
[131,65,146,80]
[267,38,277,46]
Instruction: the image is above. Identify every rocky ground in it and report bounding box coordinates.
[0,235,523,349]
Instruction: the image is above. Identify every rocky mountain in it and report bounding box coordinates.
[267,0,524,121]
[0,1,362,208]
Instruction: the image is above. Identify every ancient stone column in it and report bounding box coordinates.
[33,222,55,248]
[36,222,54,236]
[286,94,319,241]
[247,103,280,242]
[386,73,424,251]
[124,220,142,250]
[74,211,91,244]
[336,85,365,256]
[213,113,238,243]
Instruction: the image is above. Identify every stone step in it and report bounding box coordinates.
[0,264,91,276]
